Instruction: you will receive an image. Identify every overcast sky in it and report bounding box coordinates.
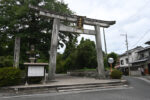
[58,0,150,54]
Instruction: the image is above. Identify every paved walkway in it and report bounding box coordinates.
[6,75,125,89]
[0,75,127,97]
[3,77,150,100]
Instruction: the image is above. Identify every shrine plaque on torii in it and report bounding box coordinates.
[29,5,116,80]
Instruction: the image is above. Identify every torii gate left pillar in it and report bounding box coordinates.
[48,18,60,80]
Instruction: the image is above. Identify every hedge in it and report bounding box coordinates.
[0,67,22,87]
[111,70,122,79]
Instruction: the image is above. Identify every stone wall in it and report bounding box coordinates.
[130,70,141,76]
[67,71,97,78]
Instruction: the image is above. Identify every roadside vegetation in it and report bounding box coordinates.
[111,70,122,79]
[0,67,22,87]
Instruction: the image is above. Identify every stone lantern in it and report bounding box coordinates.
[24,45,48,85]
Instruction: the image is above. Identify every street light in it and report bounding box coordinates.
[120,33,130,76]
[108,57,114,72]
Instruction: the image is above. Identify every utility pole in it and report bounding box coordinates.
[126,34,130,76]
[103,28,109,68]
[103,28,107,55]
[121,33,130,76]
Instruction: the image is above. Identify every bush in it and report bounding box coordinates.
[111,70,122,79]
[0,67,22,87]
[0,56,13,68]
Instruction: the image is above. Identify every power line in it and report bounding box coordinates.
[120,0,150,49]
[130,29,150,48]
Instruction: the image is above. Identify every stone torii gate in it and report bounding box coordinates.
[30,5,116,80]
[14,5,115,80]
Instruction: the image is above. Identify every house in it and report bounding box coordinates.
[132,46,150,75]
[119,46,143,75]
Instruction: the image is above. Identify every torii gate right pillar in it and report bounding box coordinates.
[95,25,105,78]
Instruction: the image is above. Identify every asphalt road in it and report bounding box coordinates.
[1,76,150,100]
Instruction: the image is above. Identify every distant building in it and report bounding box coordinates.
[119,46,143,68]
[132,46,150,75]
[119,46,143,75]
[119,39,150,76]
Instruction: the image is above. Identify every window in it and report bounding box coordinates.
[140,53,144,59]
[126,58,128,64]
[120,60,124,65]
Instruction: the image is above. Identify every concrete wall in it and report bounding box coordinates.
[130,70,141,76]
[120,55,129,67]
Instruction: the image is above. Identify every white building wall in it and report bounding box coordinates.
[120,50,139,68]
[120,56,128,67]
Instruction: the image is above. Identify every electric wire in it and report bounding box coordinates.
[130,29,150,48]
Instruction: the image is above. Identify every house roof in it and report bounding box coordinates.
[145,40,150,45]
[137,46,150,53]
[119,46,143,57]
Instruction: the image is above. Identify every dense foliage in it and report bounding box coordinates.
[0,0,77,67]
[75,38,97,69]
[56,38,97,73]
[0,67,22,87]
[56,38,119,73]
[0,56,13,67]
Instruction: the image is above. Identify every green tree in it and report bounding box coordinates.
[0,0,78,66]
[63,37,78,59]
[56,38,98,73]
[75,38,97,69]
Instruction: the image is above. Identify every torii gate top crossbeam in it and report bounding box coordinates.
[29,5,116,28]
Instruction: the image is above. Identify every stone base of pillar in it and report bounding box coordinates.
[95,74,106,79]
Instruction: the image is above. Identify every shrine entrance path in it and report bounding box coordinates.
[4,74,126,89]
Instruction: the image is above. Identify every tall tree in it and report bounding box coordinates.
[63,37,78,59]
[0,0,78,63]
[75,38,97,69]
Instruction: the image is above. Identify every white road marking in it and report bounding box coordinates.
[136,77,150,83]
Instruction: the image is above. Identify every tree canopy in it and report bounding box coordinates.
[75,38,97,69]
[0,0,78,65]
[56,38,98,73]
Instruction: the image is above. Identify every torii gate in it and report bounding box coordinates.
[14,4,115,80]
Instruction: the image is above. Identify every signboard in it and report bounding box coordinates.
[28,66,44,77]
[108,58,114,64]
[77,16,84,29]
